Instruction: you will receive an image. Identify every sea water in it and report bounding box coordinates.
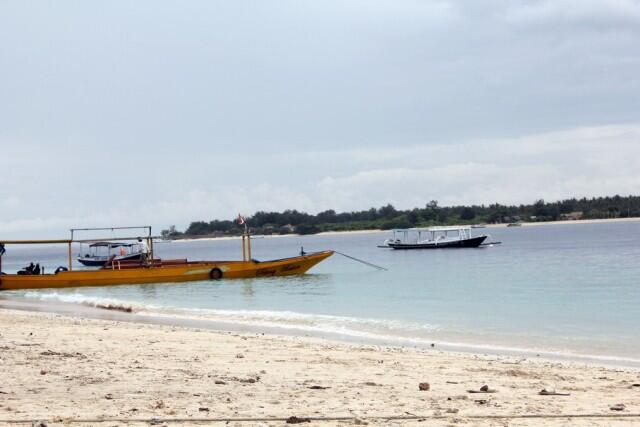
[3,221,640,365]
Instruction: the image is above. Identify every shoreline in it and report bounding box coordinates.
[1,296,639,369]
[169,217,640,242]
[1,306,639,425]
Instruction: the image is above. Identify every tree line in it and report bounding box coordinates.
[161,195,640,238]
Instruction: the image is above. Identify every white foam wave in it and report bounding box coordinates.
[14,291,640,366]
[19,291,161,311]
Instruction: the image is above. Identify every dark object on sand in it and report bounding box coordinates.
[539,389,570,396]
[468,385,497,393]
[308,385,331,390]
[96,304,133,313]
[419,382,430,391]
[286,416,311,424]
[610,403,626,411]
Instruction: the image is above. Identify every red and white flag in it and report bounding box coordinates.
[237,214,246,225]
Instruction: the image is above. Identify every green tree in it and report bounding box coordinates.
[460,207,476,220]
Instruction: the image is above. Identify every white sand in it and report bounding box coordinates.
[0,308,638,426]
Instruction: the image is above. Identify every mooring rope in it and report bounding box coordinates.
[334,250,388,271]
[2,413,640,424]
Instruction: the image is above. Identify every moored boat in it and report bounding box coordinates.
[0,226,333,291]
[77,241,143,266]
[380,226,488,249]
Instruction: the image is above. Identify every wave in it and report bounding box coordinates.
[15,290,640,366]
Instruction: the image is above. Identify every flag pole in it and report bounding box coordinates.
[245,222,252,260]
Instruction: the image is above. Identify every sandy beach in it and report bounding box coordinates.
[0,307,638,426]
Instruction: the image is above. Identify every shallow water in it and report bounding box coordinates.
[3,222,640,365]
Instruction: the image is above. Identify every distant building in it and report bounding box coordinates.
[560,211,583,221]
[279,224,295,234]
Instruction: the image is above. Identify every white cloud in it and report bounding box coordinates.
[310,124,640,210]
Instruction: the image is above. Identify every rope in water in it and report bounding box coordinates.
[334,250,388,271]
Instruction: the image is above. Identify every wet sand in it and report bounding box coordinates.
[0,307,638,426]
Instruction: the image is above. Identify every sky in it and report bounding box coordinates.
[1,0,639,237]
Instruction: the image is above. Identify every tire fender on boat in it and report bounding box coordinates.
[209,268,223,280]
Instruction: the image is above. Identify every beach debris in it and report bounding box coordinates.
[104,393,114,400]
[631,383,640,387]
[39,350,85,359]
[446,381,459,384]
[39,370,47,375]
[539,389,570,396]
[418,382,430,391]
[308,385,330,390]
[152,400,165,409]
[474,399,488,405]
[354,418,369,425]
[362,381,381,386]
[445,408,459,414]
[447,395,468,401]
[431,343,435,348]
[286,416,311,424]
[236,353,245,359]
[31,421,48,427]
[96,303,133,313]
[467,385,497,393]
[198,407,209,412]
[215,380,227,385]
[610,403,626,411]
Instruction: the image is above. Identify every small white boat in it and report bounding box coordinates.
[380,226,488,250]
[77,241,143,266]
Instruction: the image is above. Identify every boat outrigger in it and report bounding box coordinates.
[380,226,488,249]
[0,226,333,291]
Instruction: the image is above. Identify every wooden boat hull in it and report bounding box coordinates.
[387,236,487,249]
[0,251,333,291]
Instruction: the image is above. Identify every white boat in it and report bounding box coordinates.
[77,241,143,266]
[380,226,488,250]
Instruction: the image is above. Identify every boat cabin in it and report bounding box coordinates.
[382,226,487,249]
[77,241,144,266]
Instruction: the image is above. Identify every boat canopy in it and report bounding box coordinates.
[88,242,136,248]
[391,226,472,233]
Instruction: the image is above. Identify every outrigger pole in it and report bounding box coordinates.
[0,227,159,275]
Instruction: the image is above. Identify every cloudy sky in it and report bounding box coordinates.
[1,0,639,237]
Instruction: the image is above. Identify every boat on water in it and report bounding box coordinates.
[77,241,143,266]
[380,226,488,249]
[0,226,333,291]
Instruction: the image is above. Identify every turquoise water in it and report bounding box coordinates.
[3,221,640,365]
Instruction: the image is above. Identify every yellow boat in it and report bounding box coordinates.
[0,226,333,291]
